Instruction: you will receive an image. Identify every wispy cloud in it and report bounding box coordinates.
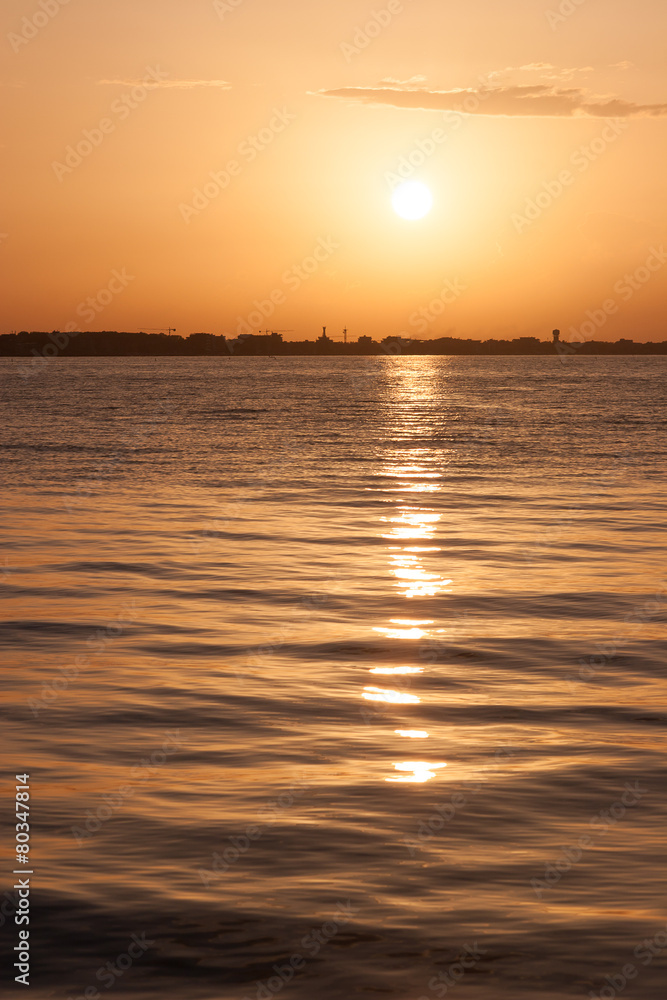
[98,78,231,90]
[378,75,427,86]
[489,63,594,82]
[316,82,667,118]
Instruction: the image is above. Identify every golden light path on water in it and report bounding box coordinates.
[382,510,453,599]
[361,361,460,782]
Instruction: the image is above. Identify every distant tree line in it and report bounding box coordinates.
[1,329,666,358]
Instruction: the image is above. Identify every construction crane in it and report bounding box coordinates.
[138,327,177,335]
[260,329,293,335]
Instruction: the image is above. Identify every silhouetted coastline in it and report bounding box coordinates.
[2,329,667,359]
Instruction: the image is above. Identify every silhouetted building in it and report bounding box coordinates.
[315,326,335,354]
[186,332,226,355]
[233,332,283,355]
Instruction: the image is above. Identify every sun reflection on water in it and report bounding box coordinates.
[360,362,456,784]
[362,686,421,704]
[373,624,428,639]
[380,508,453,599]
[386,761,447,783]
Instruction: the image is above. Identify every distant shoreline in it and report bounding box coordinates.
[2,331,667,359]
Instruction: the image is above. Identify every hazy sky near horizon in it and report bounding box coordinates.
[1,0,666,342]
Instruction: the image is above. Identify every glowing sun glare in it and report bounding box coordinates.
[391,181,433,220]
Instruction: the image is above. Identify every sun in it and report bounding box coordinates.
[391,181,433,220]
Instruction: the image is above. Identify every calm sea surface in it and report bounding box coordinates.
[1,356,666,1000]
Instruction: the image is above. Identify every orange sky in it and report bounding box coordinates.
[1,0,666,341]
